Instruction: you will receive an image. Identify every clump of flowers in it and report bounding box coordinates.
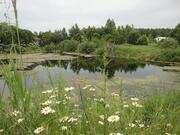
[12,110,20,117]
[132,102,143,108]
[65,87,74,92]
[41,89,53,94]
[89,87,96,92]
[131,97,139,101]
[128,123,136,127]
[107,115,120,123]
[34,126,44,134]
[41,100,52,106]
[41,106,55,115]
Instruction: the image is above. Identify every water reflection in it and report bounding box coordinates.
[42,57,146,78]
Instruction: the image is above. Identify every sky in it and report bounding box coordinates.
[0,0,180,32]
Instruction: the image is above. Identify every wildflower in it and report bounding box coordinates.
[50,94,57,99]
[98,121,104,125]
[131,97,139,101]
[128,123,136,127]
[132,102,143,108]
[65,95,71,100]
[64,87,74,92]
[89,87,96,92]
[139,124,144,128]
[68,117,78,123]
[34,126,44,134]
[59,116,69,123]
[99,115,105,120]
[12,110,20,117]
[165,133,171,135]
[109,133,123,135]
[99,98,104,102]
[107,115,120,123]
[0,129,3,133]
[41,106,55,115]
[111,93,119,97]
[82,85,91,89]
[17,118,24,123]
[62,126,67,131]
[123,104,129,108]
[41,100,52,106]
[42,89,53,94]
[55,101,61,104]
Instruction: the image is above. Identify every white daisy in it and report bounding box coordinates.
[98,121,104,125]
[107,115,120,123]
[129,123,136,127]
[131,97,139,101]
[34,126,44,134]
[12,110,20,117]
[64,87,74,92]
[41,106,55,115]
[17,118,24,123]
[42,89,53,94]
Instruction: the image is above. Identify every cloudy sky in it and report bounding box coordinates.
[1,0,180,32]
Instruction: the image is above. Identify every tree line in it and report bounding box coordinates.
[0,19,180,53]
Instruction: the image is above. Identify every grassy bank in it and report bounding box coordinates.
[112,44,180,62]
[0,68,180,135]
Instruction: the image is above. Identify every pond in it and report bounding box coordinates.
[0,57,180,97]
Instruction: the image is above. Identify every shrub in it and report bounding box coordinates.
[78,41,96,54]
[127,31,140,45]
[159,38,179,48]
[137,35,149,45]
[44,42,56,52]
[58,40,79,52]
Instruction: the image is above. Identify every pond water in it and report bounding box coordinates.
[0,57,180,96]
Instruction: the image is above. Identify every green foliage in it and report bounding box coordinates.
[127,30,140,45]
[59,40,79,52]
[159,38,179,48]
[44,42,56,52]
[137,35,149,45]
[78,41,96,54]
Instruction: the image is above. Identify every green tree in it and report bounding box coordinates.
[137,35,149,45]
[159,38,179,48]
[127,31,140,45]
[69,24,83,42]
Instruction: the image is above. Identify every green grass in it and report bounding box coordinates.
[0,66,180,135]
[113,44,180,62]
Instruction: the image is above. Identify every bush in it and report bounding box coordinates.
[58,40,79,52]
[78,41,96,54]
[159,38,179,48]
[44,42,56,53]
[137,35,149,45]
[127,31,140,45]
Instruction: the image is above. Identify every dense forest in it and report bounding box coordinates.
[0,19,180,56]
